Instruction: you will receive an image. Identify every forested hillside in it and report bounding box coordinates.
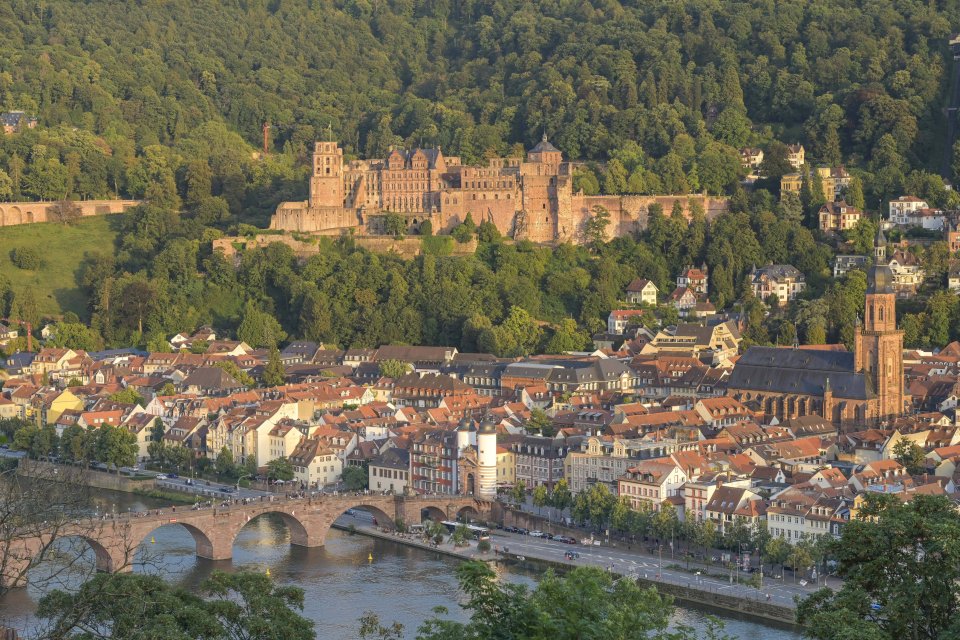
[0,0,957,216]
[2,0,960,355]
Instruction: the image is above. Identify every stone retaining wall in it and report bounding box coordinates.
[16,459,155,493]
[0,200,139,227]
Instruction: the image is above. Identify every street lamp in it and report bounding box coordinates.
[237,473,251,492]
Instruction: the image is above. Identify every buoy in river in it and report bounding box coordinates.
[150,537,155,544]
[368,553,373,563]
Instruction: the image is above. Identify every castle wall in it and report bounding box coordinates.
[0,199,140,227]
[269,139,730,245]
[214,234,478,261]
[570,195,729,241]
[270,204,364,234]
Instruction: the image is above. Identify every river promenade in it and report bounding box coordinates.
[336,516,800,626]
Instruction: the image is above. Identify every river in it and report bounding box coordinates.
[0,490,803,640]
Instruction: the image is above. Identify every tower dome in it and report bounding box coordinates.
[478,416,497,434]
[866,264,894,294]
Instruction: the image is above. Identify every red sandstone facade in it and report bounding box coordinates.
[271,138,728,244]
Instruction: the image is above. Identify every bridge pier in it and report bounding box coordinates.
[194,533,234,562]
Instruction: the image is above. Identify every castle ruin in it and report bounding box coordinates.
[270,137,729,244]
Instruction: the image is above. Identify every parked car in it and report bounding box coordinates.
[556,536,578,544]
[516,528,530,535]
[219,487,233,493]
[155,474,167,480]
[529,530,545,538]
[543,533,554,540]
[168,473,179,479]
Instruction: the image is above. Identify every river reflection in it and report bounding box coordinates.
[0,491,803,640]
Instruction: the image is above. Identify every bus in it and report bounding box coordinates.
[441,521,490,541]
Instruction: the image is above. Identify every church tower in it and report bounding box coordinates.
[309,140,344,208]
[855,230,904,421]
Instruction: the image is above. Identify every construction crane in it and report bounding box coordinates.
[2,318,33,352]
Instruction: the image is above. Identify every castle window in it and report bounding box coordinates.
[542,203,546,209]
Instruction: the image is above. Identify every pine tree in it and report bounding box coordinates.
[263,348,286,387]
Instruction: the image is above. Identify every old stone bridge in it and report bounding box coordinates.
[1,493,495,588]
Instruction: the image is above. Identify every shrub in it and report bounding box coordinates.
[477,539,491,553]
[10,247,41,270]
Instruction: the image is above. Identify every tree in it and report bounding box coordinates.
[263,348,286,387]
[109,388,145,407]
[525,408,552,435]
[415,561,715,640]
[800,495,960,640]
[214,360,255,387]
[891,437,926,475]
[38,571,314,640]
[384,213,406,238]
[765,537,790,576]
[47,322,103,351]
[511,480,526,505]
[150,418,165,443]
[378,359,411,379]
[238,301,287,349]
[342,464,368,491]
[266,456,295,482]
[844,217,878,255]
[60,424,94,465]
[48,199,83,225]
[95,425,138,472]
[845,176,865,209]
[215,446,236,478]
[147,440,167,466]
[358,612,404,640]
[532,484,549,515]
[583,206,611,251]
[549,478,572,516]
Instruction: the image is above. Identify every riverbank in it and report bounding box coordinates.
[16,459,156,493]
[337,521,798,627]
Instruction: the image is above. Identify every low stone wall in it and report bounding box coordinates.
[213,233,478,260]
[16,459,155,493]
[0,199,140,227]
[635,576,796,624]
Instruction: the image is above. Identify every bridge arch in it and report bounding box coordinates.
[132,520,219,561]
[29,533,119,579]
[420,505,447,522]
[325,502,395,532]
[455,505,482,522]
[233,509,313,548]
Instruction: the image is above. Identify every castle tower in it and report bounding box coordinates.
[855,232,904,422]
[476,417,498,499]
[309,141,344,208]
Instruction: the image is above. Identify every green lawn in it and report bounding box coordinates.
[0,215,120,320]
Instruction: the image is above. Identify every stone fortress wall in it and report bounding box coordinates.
[269,138,729,244]
[0,199,140,227]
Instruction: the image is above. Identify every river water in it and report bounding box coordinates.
[0,490,803,639]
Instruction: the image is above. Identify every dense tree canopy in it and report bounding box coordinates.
[0,0,956,220]
[799,494,960,640]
